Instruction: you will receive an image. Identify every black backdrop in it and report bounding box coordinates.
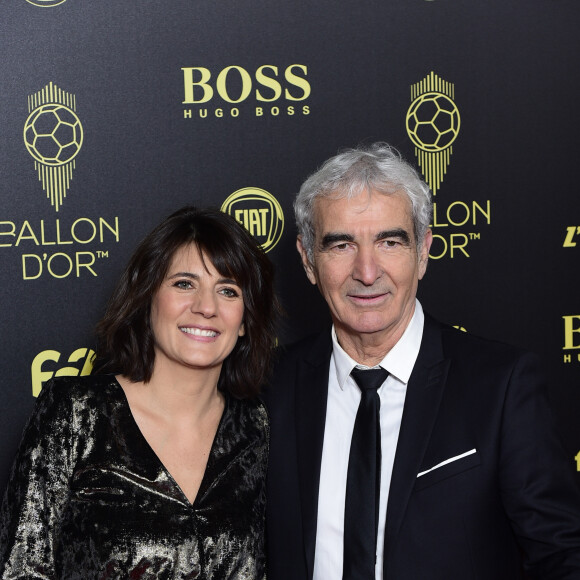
[1,0,579,490]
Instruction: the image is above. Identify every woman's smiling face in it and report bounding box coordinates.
[150,244,245,375]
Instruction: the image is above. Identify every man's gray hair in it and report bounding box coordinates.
[294,142,433,262]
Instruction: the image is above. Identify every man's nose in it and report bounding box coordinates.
[352,247,381,286]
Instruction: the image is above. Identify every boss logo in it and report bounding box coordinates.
[182,64,310,104]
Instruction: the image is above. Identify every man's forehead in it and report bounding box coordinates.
[313,189,413,231]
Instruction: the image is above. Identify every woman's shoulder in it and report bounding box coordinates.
[38,373,123,408]
[18,375,125,454]
[229,394,267,417]
[226,395,269,436]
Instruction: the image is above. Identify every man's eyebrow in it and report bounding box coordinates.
[319,229,413,250]
[320,233,354,249]
[376,229,412,245]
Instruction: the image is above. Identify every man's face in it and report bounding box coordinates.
[298,189,432,353]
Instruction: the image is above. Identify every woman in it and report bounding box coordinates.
[0,206,278,579]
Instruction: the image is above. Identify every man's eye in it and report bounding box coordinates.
[383,239,399,248]
[333,243,351,251]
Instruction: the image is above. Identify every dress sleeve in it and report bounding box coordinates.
[0,379,76,579]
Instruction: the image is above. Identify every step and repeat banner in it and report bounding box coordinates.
[0,0,579,489]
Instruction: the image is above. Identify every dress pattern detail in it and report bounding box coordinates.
[0,375,268,579]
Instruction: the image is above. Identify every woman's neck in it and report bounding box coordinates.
[120,361,224,424]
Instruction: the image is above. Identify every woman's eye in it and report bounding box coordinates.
[219,287,240,298]
[174,280,192,290]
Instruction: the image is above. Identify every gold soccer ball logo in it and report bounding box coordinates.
[24,103,83,166]
[406,92,460,152]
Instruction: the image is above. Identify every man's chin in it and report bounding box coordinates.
[336,318,396,338]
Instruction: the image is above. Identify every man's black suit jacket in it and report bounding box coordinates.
[263,314,580,580]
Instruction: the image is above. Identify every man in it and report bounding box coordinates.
[263,142,580,580]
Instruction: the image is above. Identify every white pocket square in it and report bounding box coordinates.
[417,448,477,478]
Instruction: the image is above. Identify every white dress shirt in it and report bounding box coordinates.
[313,300,425,580]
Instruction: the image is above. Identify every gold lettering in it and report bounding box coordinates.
[55,348,95,377]
[71,218,97,244]
[40,221,55,246]
[255,65,281,102]
[182,67,213,104]
[248,209,262,236]
[432,203,448,227]
[259,208,269,235]
[563,315,580,350]
[31,350,60,397]
[76,252,97,276]
[234,209,246,227]
[99,217,119,243]
[216,66,252,104]
[472,200,491,225]
[22,254,42,279]
[0,221,16,247]
[55,219,73,245]
[47,253,73,279]
[563,226,580,248]
[15,221,39,246]
[447,202,470,227]
[450,233,470,258]
[284,65,311,101]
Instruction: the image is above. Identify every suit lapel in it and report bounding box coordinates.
[383,315,450,559]
[295,331,333,579]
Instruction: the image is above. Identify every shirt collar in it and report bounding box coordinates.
[331,299,424,390]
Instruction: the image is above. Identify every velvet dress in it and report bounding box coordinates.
[0,375,268,579]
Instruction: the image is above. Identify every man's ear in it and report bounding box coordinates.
[296,236,317,286]
[418,228,433,280]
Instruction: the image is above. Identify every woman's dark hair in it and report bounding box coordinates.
[93,206,279,398]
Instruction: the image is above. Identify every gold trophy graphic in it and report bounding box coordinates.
[406,72,460,195]
[24,82,83,211]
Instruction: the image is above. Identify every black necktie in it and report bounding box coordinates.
[343,366,388,580]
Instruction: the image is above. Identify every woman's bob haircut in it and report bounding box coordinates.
[93,206,279,398]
